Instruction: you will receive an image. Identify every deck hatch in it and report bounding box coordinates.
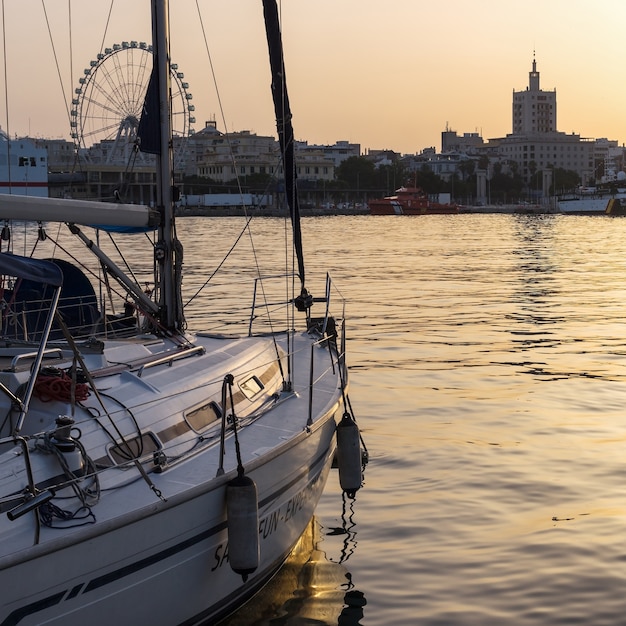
[107,432,160,465]
[184,401,221,432]
[238,375,264,400]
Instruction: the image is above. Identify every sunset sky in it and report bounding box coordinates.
[2,0,625,155]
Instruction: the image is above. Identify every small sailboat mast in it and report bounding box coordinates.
[139,0,184,332]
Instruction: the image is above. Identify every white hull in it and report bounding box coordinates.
[557,196,610,214]
[0,328,347,625]
[556,193,626,215]
[1,404,336,625]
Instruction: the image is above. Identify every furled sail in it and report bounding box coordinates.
[137,64,162,156]
[262,0,306,288]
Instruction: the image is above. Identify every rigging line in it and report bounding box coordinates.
[41,232,130,306]
[32,221,64,260]
[241,170,292,343]
[98,0,115,59]
[192,1,285,369]
[54,313,143,457]
[184,215,253,307]
[67,0,114,178]
[283,208,297,348]
[116,145,141,202]
[193,1,266,239]
[193,0,244,199]
[40,0,72,128]
[1,0,11,189]
[105,228,146,290]
[68,1,72,105]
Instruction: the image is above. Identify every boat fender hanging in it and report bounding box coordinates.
[226,474,259,582]
[336,412,362,498]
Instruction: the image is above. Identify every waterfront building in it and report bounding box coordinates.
[403,150,466,183]
[37,138,76,172]
[512,55,557,134]
[490,56,595,185]
[191,123,334,184]
[297,140,360,167]
[442,57,610,190]
[24,54,626,202]
[592,138,626,184]
[488,131,595,187]
[194,127,277,182]
[441,128,484,154]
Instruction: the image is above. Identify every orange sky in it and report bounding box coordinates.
[2,0,625,154]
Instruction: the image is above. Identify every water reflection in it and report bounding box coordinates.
[510,214,561,328]
[221,504,366,625]
[504,215,567,378]
[326,492,359,565]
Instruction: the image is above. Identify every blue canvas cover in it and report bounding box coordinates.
[0,253,63,287]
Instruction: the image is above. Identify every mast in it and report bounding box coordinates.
[262,0,306,290]
[141,0,184,331]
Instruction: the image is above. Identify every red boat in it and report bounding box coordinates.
[368,186,458,215]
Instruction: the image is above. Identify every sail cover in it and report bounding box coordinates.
[0,194,159,228]
[137,64,162,155]
[0,252,63,287]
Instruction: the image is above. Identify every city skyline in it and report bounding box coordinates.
[1,0,625,154]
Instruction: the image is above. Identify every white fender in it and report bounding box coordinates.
[226,474,260,581]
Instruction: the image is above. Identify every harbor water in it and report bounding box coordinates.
[210,213,626,625]
[32,213,626,624]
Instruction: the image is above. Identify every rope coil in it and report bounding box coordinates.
[34,371,89,403]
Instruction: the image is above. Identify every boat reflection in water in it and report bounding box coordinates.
[221,499,366,625]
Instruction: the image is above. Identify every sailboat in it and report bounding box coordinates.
[0,1,364,624]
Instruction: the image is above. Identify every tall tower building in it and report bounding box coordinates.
[512,56,556,134]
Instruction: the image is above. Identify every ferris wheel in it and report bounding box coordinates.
[71,41,195,167]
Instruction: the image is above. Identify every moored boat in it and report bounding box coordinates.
[0,1,366,624]
[369,186,458,215]
[0,131,48,197]
[556,189,626,215]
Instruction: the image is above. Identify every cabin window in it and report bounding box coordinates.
[239,375,264,400]
[108,432,160,465]
[185,401,221,432]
